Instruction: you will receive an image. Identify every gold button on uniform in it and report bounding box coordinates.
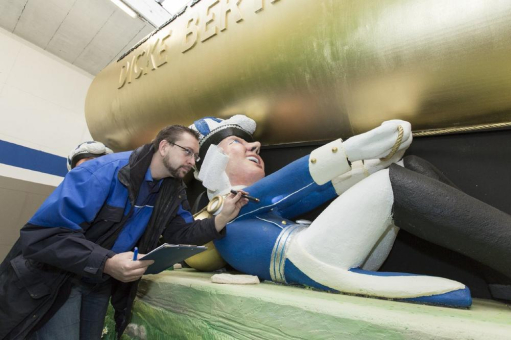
[310,158,316,164]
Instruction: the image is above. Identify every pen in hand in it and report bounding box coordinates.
[133,247,138,261]
[230,189,260,203]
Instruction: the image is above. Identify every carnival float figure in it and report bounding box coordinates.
[186,115,511,308]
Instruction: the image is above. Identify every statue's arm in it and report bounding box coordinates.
[312,120,412,195]
[310,120,412,185]
[238,120,412,220]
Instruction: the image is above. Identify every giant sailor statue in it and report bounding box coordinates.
[186,114,511,308]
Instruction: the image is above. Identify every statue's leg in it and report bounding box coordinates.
[390,163,511,279]
[286,169,470,307]
[402,155,459,188]
[360,223,399,271]
[400,155,511,301]
[343,156,458,271]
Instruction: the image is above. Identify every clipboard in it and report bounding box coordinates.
[141,243,207,274]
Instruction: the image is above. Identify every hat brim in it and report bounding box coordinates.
[197,126,254,170]
[71,152,105,169]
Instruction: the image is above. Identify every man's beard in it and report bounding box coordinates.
[163,155,190,179]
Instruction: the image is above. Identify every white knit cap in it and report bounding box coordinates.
[67,141,113,171]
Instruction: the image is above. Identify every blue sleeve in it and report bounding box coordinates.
[29,164,114,230]
[20,163,119,279]
[177,204,194,223]
[234,156,337,221]
[162,201,223,245]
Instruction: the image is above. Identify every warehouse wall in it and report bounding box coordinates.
[0,26,93,260]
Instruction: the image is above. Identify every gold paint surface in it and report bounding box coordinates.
[86,0,511,151]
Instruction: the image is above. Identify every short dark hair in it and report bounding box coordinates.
[152,125,199,151]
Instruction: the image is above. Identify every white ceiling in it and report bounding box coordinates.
[0,0,161,75]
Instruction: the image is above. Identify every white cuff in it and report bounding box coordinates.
[309,139,351,185]
[331,160,368,195]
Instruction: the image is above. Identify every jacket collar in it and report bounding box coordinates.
[119,143,187,204]
[118,143,155,204]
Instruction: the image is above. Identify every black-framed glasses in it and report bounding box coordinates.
[170,142,200,162]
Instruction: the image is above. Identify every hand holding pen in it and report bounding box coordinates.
[103,249,154,283]
[212,189,253,232]
[230,189,260,203]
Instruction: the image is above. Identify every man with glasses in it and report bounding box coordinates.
[0,125,248,340]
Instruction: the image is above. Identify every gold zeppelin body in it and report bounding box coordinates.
[86,0,511,150]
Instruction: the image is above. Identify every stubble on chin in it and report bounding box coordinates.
[163,156,188,179]
[168,166,190,179]
[175,167,191,179]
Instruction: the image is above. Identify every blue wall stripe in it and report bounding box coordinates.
[0,140,67,177]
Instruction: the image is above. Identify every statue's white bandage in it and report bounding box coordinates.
[198,145,231,196]
[309,139,351,185]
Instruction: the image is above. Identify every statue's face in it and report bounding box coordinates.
[217,135,265,187]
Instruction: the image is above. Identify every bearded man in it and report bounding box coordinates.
[0,125,247,340]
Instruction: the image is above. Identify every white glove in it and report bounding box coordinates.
[343,120,412,162]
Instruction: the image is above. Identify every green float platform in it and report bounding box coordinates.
[103,269,511,340]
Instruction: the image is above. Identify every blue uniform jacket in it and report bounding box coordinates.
[215,156,337,281]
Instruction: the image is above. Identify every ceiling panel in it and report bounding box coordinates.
[73,9,151,75]
[0,0,158,75]
[13,0,76,48]
[0,0,28,32]
[112,24,154,63]
[45,0,116,64]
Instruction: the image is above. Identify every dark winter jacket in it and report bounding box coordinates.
[0,144,221,339]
